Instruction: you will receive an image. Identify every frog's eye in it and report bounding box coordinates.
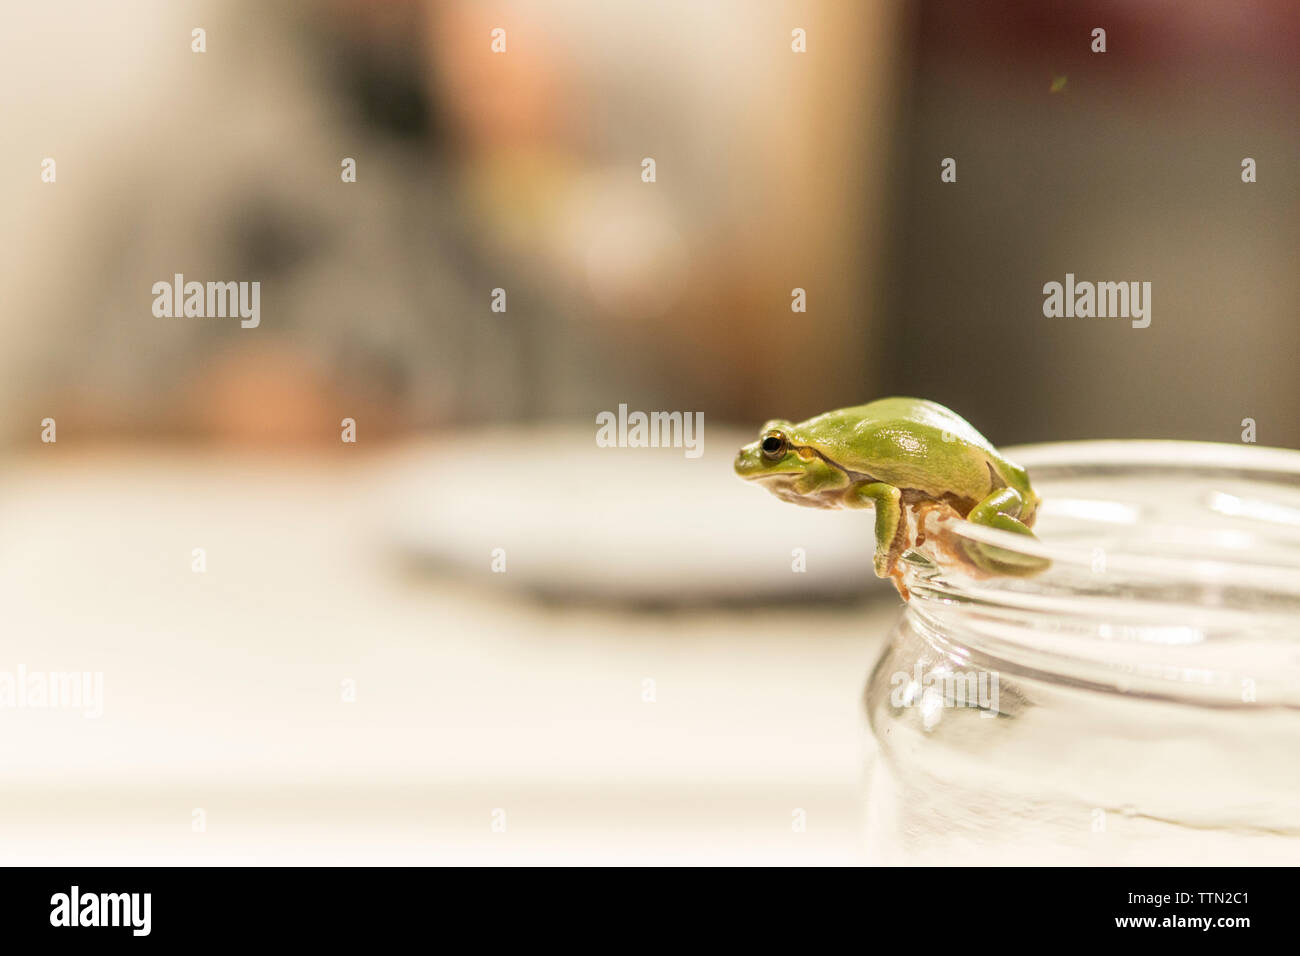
[760,431,789,461]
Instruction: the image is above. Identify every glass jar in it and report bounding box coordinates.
[863,440,1300,865]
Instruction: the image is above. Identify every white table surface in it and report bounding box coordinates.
[0,445,898,864]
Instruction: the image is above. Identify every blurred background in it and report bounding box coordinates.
[0,0,1296,863]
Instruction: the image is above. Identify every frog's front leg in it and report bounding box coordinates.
[964,487,1050,575]
[847,481,904,577]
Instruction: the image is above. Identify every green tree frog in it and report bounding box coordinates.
[734,397,1047,591]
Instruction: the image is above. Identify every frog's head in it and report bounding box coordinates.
[734,418,851,508]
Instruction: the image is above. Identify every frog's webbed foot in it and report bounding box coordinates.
[848,481,905,578]
[963,488,1050,576]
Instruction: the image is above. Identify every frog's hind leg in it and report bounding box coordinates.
[963,487,1050,576]
[848,482,905,578]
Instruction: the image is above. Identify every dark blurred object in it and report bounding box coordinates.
[317,0,436,144]
[877,0,1300,447]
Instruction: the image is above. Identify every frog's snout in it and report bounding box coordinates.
[733,443,759,477]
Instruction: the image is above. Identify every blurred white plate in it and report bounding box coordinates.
[377,427,880,604]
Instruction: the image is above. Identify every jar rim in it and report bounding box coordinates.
[900,440,1300,704]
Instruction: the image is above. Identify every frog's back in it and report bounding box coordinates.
[798,397,1024,504]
